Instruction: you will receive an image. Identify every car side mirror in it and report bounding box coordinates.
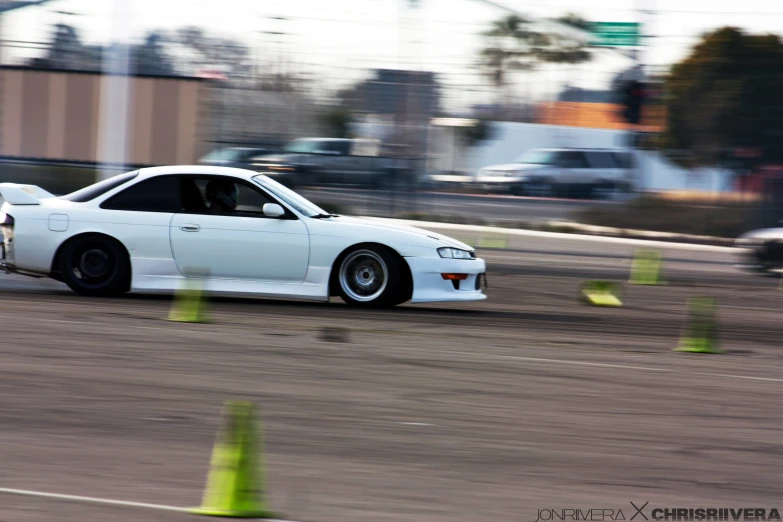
[263,203,285,218]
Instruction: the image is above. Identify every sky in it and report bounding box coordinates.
[4,0,783,108]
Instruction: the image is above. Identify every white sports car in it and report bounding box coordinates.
[0,166,487,307]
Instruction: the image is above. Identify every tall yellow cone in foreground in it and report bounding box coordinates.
[191,401,273,518]
[675,297,721,354]
[169,267,209,323]
[629,249,664,285]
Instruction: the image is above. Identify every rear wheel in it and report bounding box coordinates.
[336,246,403,307]
[58,235,130,297]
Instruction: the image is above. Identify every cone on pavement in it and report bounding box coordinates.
[675,297,721,354]
[169,267,209,323]
[191,401,274,518]
[580,281,623,307]
[629,249,664,285]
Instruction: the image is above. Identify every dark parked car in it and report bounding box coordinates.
[199,147,276,169]
[249,138,415,189]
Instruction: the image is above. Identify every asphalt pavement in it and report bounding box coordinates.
[0,236,780,522]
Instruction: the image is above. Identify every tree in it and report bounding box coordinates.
[555,12,591,32]
[170,26,250,78]
[133,31,176,76]
[663,27,783,167]
[478,14,591,95]
[320,108,353,138]
[37,23,101,70]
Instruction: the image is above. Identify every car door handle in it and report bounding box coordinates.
[180,224,200,232]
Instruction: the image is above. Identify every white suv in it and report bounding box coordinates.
[475,148,636,198]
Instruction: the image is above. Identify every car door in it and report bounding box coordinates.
[585,151,616,184]
[558,151,591,184]
[169,175,310,282]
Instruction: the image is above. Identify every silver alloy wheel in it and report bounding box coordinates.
[339,249,389,303]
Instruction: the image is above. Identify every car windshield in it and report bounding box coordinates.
[284,139,316,154]
[515,150,557,165]
[202,149,236,161]
[252,174,328,217]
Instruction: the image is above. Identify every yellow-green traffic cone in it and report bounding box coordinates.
[580,280,623,307]
[675,297,721,354]
[629,249,664,285]
[169,267,209,323]
[191,401,275,518]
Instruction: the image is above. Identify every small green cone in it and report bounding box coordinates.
[478,233,508,249]
[169,267,209,323]
[581,281,623,307]
[629,249,664,285]
[674,297,721,354]
[191,401,275,518]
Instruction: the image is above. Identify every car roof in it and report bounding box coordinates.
[138,165,259,181]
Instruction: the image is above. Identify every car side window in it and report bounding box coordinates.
[185,177,284,218]
[611,152,634,169]
[330,141,351,156]
[100,175,181,212]
[558,151,589,169]
[586,151,615,169]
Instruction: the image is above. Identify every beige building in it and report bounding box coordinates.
[0,66,209,165]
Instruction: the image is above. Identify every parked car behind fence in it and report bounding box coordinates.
[249,138,417,189]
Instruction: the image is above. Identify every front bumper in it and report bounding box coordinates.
[406,257,487,303]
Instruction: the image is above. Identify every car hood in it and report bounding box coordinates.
[324,216,473,251]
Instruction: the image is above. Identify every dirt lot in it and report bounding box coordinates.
[0,241,780,522]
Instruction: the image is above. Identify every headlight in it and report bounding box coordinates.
[438,247,474,259]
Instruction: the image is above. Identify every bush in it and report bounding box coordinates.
[575,194,754,238]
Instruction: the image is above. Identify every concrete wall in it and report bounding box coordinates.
[0,67,208,165]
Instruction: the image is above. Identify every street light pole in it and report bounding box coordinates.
[97,0,134,180]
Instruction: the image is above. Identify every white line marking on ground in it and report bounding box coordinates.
[392,347,783,383]
[0,487,188,512]
[0,487,298,521]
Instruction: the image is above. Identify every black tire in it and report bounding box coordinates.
[58,234,130,297]
[589,182,616,200]
[334,245,404,307]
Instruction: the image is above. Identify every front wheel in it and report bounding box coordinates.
[58,235,130,297]
[336,246,404,307]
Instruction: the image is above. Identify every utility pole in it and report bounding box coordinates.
[632,0,654,193]
[97,0,134,180]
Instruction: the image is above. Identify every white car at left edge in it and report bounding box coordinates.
[0,166,487,307]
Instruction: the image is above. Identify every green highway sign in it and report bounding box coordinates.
[590,22,641,47]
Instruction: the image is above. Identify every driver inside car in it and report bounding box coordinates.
[205,179,238,215]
